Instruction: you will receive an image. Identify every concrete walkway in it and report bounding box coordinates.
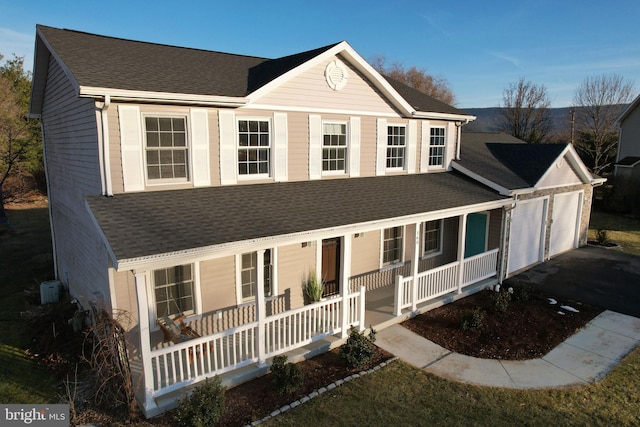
[375,310,640,389]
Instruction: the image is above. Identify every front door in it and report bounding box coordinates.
[322,238,341,297]
[465,213,488,258]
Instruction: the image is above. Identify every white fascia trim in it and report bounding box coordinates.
[247,103,401,118]
[412,111,476,122]
[246,41,415,116]
[450,162,512,196]
[617,93,640,123]
[534,144,594,187]
[78,86,248,107]
[36,27,82,97]
[114,197,512,272]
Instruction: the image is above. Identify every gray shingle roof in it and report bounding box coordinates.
[86,173,506,262]
[456,132,568,190]
[37,25,463,114]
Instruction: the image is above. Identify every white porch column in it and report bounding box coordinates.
[457,214,468,293]
[134,271,157,415]
[340,234,352,338]
[255,249,267,366]
[411,222,420,312]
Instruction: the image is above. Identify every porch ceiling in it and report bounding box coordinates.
[86,172,506,267]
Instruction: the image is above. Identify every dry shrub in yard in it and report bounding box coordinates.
[174,376,226,427]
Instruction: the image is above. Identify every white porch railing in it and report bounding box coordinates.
[394,249,498,315]
[148,287,365,398]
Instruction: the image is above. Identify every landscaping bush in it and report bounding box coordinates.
[174,377,225,427]
[270,355,303,394]
[340,326,376,369]
[490,289,512,312]
[460,308,486,330]
[596,229,609,245]
[511,283,532,301]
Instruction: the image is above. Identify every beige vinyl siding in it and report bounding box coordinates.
[112,270,138,330]
[254,55,398,115]
[277,242,316,309]
[359,116,378,176]
[41,56,111,308]
[282,111,308,182]
[537,156,582,188]
[351,231,381,276]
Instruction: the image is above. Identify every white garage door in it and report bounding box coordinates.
[549,191,582,257]
[508,198,547,274]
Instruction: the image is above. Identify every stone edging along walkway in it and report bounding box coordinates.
[245,357,400,426]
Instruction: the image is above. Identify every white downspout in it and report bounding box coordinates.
[455,119,469,160]
[97,95,113,196]
[39,120,58,278]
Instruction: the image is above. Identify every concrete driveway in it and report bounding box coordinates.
[510,245,640,318]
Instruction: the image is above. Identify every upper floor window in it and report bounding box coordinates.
[423,220,443,256]
[154,264,195,318]
[429,127,446,167]
[382,226,403,266]
[240,249,274,302]
[386,125,406,169]
[238,119,270,176]
[144,116,188,181]
[322,123,347,173]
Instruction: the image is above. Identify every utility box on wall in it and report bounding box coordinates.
[40,280,62,304]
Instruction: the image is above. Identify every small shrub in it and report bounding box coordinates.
[340,326,376,369]
[270,355,303,394]
[490,289,512,312]
[174,377,225,427]
[511,283,532,301]
[304,270,324,303]
[460,308,486,330]
[596,229,609,245]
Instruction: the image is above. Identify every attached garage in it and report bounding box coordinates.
[507,197,547,274]
[549,191,583,257]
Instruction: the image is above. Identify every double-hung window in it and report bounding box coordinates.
[144,116,189,181]
[382,227,403,266]
[423,220,443,256]
[322,123,347,173]
[154,264,195,318]
[386,125,406,169]
[240,249,274,302]
[238,119,270,176]
[429,127,446,167]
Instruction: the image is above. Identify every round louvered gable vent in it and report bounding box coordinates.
[325,60,349,91]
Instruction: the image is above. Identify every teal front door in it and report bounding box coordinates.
[465,213,488,258]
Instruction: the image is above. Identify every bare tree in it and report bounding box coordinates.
[496,78,552,144]
[572,74,634,175]
[370,55,456,105]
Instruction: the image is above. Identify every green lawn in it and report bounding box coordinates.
[589,210,640,255]
[0,206,59,404]
[268,349,640,426]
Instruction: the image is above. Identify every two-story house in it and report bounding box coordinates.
[615,93,640,212]
[29,25,601,417]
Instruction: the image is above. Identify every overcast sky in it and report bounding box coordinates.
[1,0,638,108]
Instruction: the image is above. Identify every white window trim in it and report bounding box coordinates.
[428,126,447,170]
[386,123,407,172]
[236,116,272,181]
[421,219,444,259]
[235,248,278,306]
[321,120,349,176]
[148,262,201,330]
[380,226,405,269]
[142,113,192,186]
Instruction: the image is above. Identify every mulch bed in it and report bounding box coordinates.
[403,286,603,360]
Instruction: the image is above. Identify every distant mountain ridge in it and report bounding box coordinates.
[462,107,574,137]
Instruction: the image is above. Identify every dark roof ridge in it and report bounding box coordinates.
[37,24,272,61]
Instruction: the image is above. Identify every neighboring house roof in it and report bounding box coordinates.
[86,172,507,269]
[617,156,640,167]
[30,25,472,120]
[617,92,640,123]
[452,132,598,195]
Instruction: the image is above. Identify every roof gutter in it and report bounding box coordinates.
[79,86,248,107]
[412,111,476,122]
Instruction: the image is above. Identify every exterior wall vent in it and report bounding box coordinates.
[40,280,62,304]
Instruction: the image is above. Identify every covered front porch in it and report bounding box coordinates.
[130,208,504,417]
